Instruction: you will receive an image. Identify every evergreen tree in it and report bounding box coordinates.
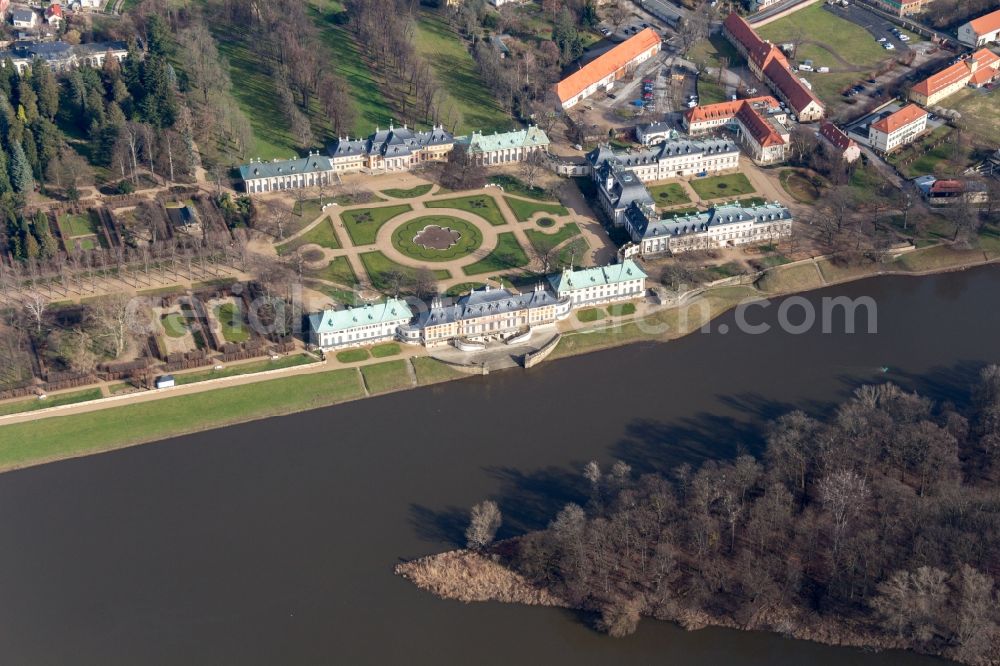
[31,59,59,120]
[0,147,11,194]
[21,129,40,181]
[9,141,34,195]
[16,79,39,123]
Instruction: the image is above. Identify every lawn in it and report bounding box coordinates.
[307,280,361,305]
[276,217,341,255]
[0,388,103,417]
[445,282,485,296]
[411,357,468,385]
[779,169,824,204]
[555,237,590,268]
[214,303,249,344]
[308,256,359,287]
[524,222,581,256]
[341,204,412,246]
[576,308,604,323]
[462,232,529,276]
[413,9,510,134]
[360,251,450,291]
[946,87,998,146]
[371,342,401,358]
[887,127,969,178]
[697,77,729,105]
[391,216,483,261]
[608,303,636,317]
[489,175,551,200]
[648,182,692,208]
[173,354,315,386]
[57,212,103,249]
[336,348,370,363]
[756,262,826,293]
[503,196,568,222]
[0,368,366,471]
[426,195,506,226]
[361,359,412,394]
[381,184,433,199]
[160,313,188,338]
[687,35,741,71]
[690,173,756,200]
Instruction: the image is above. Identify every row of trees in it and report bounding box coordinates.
[479,372,1000,664]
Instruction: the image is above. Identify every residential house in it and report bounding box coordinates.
[914,175,989,205]
[399,285,572,348]
[11,8,37,28]
[556,28,661,109]
[722,12,825,122]
[909,49,1000,106]
[44,3,62,26]
[459,126,549,166]
[623,201,793,256]
[308,299,414,350]
[327,124,455,174]
[548,260,647,306]
[818,122,861,163]
[868,104,928,154]
[636,122,677,146]
[586,137,740,183]
[239,153,335,195]
[958,9,1000,47]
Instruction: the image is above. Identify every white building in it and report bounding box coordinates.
[586,137,740,183]
[636,122,677,146]
[0,41,129,74]
[958,9,1000,47]
[239,153,335,195]
[11,9,38,28]
[327,124,455,175]
[869,104,928,154]
[460,126,549,166]
[624,201,793,256]
[308,299,414,350]
[683,97,791,165]
[548,260,647,306]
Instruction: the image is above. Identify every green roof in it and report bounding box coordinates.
[549,260,647,293]
[309,299,413,333]
[462,126,549,154]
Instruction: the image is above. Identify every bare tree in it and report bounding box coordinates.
[465,500,502,550]
[20,292,48,335]
[90,291,148,359]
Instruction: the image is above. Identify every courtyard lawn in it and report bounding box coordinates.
[173,354,315,386]
[648,182,692,208]
[445,281,486,296]
[411,357,468,385]
[690,173,756,200]
[336,348,371,363]
[361,359,412,394]
[780,169,824,204]
[576,308,604,323]
[0,368,366,471]
[413,9,510,134]
[360,251,450,292]
[489,175,551,200]
[276,217,342,255]
[687,34,741,71]
[391,216,483,261]
[697,78,728,105]
[462,233,529,276]
[503,196,569,222]
[0,388,104,417]
[555,237,590,268]
[160,313,188,338]
[946,87,998,146]
[214,303,250,344]
[426,194,506,226]
[524,222,581,256]
[758,4,889,72]
[608,303,636,317]
[371,342,401,358]
[308,256,359,287]
[341,204,412,246]
[381,184,433,199]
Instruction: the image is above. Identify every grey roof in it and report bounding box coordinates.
[596,161,655,211]
[405,286,561,329]
[627,202,793,241]
[238,154,333,181]
[328,124,454,160]
[2,40,127,64]
[588,138,738,170]
[11,9,36,22]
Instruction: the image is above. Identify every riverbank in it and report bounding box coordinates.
[1,243,997,473]
[397,546,968,665]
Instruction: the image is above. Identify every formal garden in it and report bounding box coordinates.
[391,216,483,261]
[341,204,413,245]
[425,195,505,226]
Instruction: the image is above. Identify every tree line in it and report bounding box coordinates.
[474,371,1000,664]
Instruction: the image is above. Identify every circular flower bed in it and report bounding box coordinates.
[537,217,556,228]
[391,216,483,262]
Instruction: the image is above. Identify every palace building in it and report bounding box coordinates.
[239,153,336,195]
[548,260,647,307]
[623,201,793,256]
[399,284,572,348]
[592,160,656,226]
[458,126,550,166]
[0,40,128,75]
[683,97,791,165]
[327,124,455,174]
[308,299,414,351]
[586,137,740,182]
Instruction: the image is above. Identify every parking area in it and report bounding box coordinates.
[827,3,917,53]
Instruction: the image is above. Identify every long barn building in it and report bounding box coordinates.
[556,29,661,110]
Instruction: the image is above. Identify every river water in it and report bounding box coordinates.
[2,267,999,665]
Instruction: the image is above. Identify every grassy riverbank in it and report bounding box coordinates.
[1,245,997,472]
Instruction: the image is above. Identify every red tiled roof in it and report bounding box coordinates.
[930,179,964,194]
[735,103,786,148]
[819,122,856,151]
[556,29,660,104]
[973,47,1000,69]
[911,60,972,97]
[970,66,998,86]
[968,9,1000,36]
[46,3,62,16]
[763,59,823,115]
[871,103,927,134]
[724,12,767,55]
[683,95,780,125]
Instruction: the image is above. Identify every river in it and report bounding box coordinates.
[2,266,999,664]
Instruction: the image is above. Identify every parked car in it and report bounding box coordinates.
[899,34,910,41]
[883,43,895,50]
[607,92,617,99]
[877,37,887,42]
